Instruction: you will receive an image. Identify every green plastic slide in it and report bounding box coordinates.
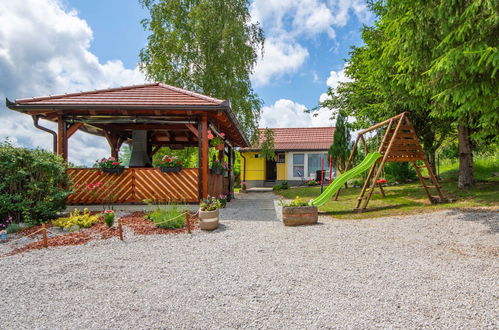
[309,152,382,207]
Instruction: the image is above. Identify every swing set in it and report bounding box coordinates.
[334,112,448,212]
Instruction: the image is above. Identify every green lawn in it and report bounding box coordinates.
[275,179,499,220]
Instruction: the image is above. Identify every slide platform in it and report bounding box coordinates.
[309,152,382,207]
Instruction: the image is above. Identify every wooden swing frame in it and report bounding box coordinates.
[334,112,448,212]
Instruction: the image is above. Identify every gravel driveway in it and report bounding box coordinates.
[1,192,498,329]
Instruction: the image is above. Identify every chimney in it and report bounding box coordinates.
[129,130,151,167]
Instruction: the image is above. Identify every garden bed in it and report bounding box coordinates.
[2,211,199,256]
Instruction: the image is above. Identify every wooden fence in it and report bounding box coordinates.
[67,168,199,204]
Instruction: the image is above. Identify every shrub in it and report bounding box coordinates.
[272,181,290,191]
[0,141,71,225]
[52,208,100,230]
[307,180,318,186]
[6,223,23,234]
[145,204,186,229]
[384,162,417,183]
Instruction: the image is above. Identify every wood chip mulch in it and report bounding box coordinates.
[120,211,199,236]
[3,211,198,257]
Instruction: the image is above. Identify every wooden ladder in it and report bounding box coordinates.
[412,161,447,204]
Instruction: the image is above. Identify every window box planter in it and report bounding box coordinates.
[282,206,318,226]
[198,208,219,231]
[102,167,124,174]
[160,166,182,173]
[210,167,223,175]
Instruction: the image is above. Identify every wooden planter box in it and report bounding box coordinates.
[282,206,318,226]
[102,167,124,174]
[210,167,223,175]
[160,166,182,173]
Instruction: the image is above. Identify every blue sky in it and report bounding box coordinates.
[0,0,373,164]
[63,0,370,111]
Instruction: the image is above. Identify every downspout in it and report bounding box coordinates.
[240,152,247,182]
[32,115,57,153]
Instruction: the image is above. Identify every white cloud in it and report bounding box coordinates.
[0,0,146,165]
[319,64,352,103]
[250,0,371,86]
[259,99,333,128]
[252,38,309,86]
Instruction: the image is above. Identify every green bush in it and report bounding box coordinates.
[0,140,71,226]
[273,181,290,191]
[145,204,186,229]
[384,162,417,183]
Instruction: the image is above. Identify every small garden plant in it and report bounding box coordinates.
[307,180,318,186]
[281,196,309,207]
[94,157,122,169]
[200,196,222,211]
[208,130,225,148]
[145,203,186,229]
[160,154,182,168]
[272,181,289,191]
[211,159,228,172]
[52,208,100,230]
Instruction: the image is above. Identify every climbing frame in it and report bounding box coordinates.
[336,112,447,212]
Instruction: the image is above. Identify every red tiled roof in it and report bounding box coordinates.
[16,82,224,106]
[245,127,334,151]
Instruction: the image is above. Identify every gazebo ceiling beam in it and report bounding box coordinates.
[67,118,197,125]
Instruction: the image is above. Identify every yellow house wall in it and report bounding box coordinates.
[241,152,265,180]
[276,153,287,180]
[241,152,288,181]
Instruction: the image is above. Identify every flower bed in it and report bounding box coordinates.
[2,211,198,256]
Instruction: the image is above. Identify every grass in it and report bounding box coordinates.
[145,204,186,229]
[275,158,499,220]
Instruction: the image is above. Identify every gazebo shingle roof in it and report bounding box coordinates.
[16,82,224,106]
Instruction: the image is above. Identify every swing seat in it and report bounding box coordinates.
[376,178,387,184]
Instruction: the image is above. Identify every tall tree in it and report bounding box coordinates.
[324,0,498,188]
[139,0,264,138]
[323,24,451,175]
[375,0,498,188]
[328,113,351,174]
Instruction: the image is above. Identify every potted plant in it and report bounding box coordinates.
[281,196,318,226]
[103,209,115,227]
[199,196,221,231]
[240,182,247,193]
[218,194,227,208]
[95,157,124,174]
[211,159,227,175]
[208,130,225,151]
[160,154,182,173]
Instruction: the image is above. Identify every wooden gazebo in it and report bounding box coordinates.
[6,82,249,203]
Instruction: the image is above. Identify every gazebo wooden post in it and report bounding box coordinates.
[198,114,209,200]
[228,146,235,198]
[57,115,68,161]
[104,130,121,159]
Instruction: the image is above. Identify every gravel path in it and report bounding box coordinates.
[1,193,498,329]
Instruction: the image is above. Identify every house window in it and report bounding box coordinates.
[307,153,323,177]
[276,153,285,163]
[293,154,304,177]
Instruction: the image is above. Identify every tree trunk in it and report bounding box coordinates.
[426,150,437,178]
[457,124,473,189]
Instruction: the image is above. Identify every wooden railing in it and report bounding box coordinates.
[67,168,199,204]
